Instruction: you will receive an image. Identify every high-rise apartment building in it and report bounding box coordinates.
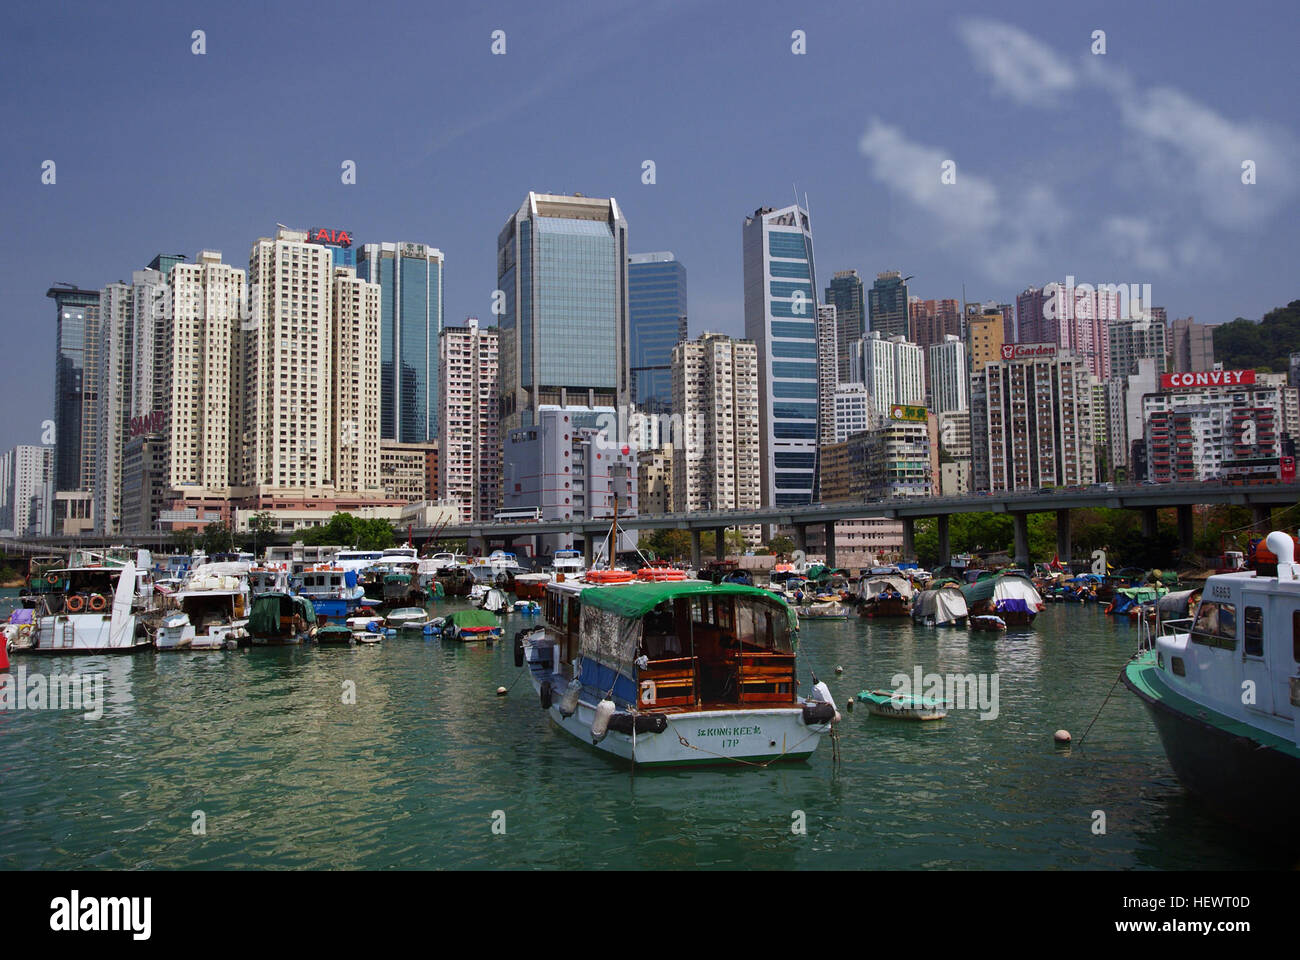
[331,267,383,496]
[908,298,961,352]
[1016,281,1118,380]
[970,344,1095,492]
[743,204,819,507]
[670,333,761,514]
[240,229,334,493]
[1143,372,1279,482]
[497,193,629,438]
[356,241,445,443]
[850,332,924,421]
[833,382,872,442]
[816,303,839,445]
[966,304,1005,374]
[165,251,245,497]
[867,271,909,338]
[928,335,969,415]
[628,252,687,415]
[825,269,865,383]
[1170,316,1215,373]
[1109,316,1169,377]
[0,445,54,536]
[438,318,500,523]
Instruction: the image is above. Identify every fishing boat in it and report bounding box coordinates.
[969,614,1007,632]
[1106,585,1168,617]
[518,579,839,767]
[435,565,475,597]
[911,581,969,627]
[296,564,377,623]
[549,549,587,581]
[247,592,317,645]
[857,574,914,618]
[25,559,151,655]
[960,571,1044,626]
[443,608,503,642]
[154,562,251,651]
[247,563,289,597]
[856,689,950,721]
[512,599,542,615]
[1122,531,1300,832]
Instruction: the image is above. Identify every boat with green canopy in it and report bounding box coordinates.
[247,592,316,645]
[518,578,839,767]
[444,608,502,642]
[959,571,1044,626]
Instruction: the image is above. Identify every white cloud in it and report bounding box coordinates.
[1104,217,1172,274]
[957,19,1076,106]
[857,119,1066,283]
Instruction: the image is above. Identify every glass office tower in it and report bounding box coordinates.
[357,242,444,442]
[628,252,687,415]
[825,269,865,383]
[742,204,819,507]
[496,192,629,434]
[47,286,102,493]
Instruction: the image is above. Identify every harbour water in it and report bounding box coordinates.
[0,590,1289,869]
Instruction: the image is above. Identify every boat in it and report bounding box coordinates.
[479,587,508,613]
[443,608,503,642]
[1122,531,1300,832]
[512,599,541,615]
[960,571,1044,626]
[518,579,839,767]
[911,581,969,627]
[247,563,289,597]
[435,565,475,597]
[1106,585,1168,617]
[512,572,551,600]
[793,600,848,620]
[385,607,430,629]
[317,624,356,645]
[247,592,317,645]
[154,562,251,651]
[353,631,382,645]
[856,689,950,720]
[857,574,914,618]
[25,559,152,655]
[296,564,376,622]
[549,549,586,581]
[969,614,1007,632]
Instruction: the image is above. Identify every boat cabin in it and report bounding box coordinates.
[542,581,798,711]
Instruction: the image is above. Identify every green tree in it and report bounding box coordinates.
[170,529,197,554]
[201,520,234,555]
[642,528,692,560]
[724,529,748,555]
[767,535,795,557]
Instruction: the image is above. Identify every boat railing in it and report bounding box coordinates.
[1152,616,1193,648]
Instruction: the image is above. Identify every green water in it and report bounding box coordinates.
[0,590,1289,869]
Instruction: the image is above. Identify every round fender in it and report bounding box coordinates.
[513,632,525,668]
[608,712,668,736]
[802,702,836,725]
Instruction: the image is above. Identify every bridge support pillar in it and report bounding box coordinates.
[937,515,950,567]
[1176,504,1194,555]
[1055,510,1071,567]
[1253,504,1271,530]
[691,529,702,570]
[583,536,594,569]
[1141,507,1158,540]
[715,528,725,561]
[793,524,807,557]
[901,517,916,562]
[1012,513,1030,568]
[824,522,836,568]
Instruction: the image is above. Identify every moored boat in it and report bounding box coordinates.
[960,571,1044,626]
[911,581,969,627]
[1122,531,1300,832]
[26,560,151,655]
[155,562,251,651]
[247,592,317,645]
[856,689,950,720]
[519,579,838,767]
[317,624,356,645]
[857,574,914,618]
[385,607,429,630]
[969,614,1007,632]
[443,609,502,642]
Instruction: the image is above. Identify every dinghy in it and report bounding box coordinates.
[856,689,950,721]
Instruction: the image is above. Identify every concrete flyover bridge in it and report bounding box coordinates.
[419,482,1300,568]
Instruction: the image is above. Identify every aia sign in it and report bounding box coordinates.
[309,228,352,248]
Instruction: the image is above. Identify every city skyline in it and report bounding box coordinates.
[3,1,1297,454]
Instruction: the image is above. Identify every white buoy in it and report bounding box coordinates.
[496,686,508,696]
[1054,729,1071,744]
[591,698,616,743]
[834,664,844,675]
[559,677,582,718]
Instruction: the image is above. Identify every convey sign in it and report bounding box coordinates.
[1161,370,1256,389]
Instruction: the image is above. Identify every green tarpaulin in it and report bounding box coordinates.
[579,580,796,629]
[445,609,500,629]
[249,593,316,637]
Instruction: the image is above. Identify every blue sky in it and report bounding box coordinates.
[2,0,1296,452]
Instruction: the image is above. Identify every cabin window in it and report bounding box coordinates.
[1171,656,1186,677]
[1243,606,1264,657]
[1191,601,1237,651]
[715,598,734,632]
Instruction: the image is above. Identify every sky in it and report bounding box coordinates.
[1,0,1297,453]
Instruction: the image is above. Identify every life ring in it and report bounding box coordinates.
[587,570,635,584]
[87,594,107,612]
[46,572,60,585]
[65,594,85,613]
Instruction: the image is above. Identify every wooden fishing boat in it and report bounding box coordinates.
[856,689,950,721]
[969,614,1007,632]
[247,592,317,645]
[317,624,355,645]
[857,574,914,618]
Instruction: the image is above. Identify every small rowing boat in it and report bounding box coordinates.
[856,689,950,721]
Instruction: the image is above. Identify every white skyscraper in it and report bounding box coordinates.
[439,317,500,523]
[0,445,54,536]
[928,335,969,414]
[743,204,819,507]
[816,303,839,444]
[852,332,923,420]
[833,382,872,442]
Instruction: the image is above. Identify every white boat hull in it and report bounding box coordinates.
[33,613,147,654]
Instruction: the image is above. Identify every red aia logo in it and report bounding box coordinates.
[309,228,352,248]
